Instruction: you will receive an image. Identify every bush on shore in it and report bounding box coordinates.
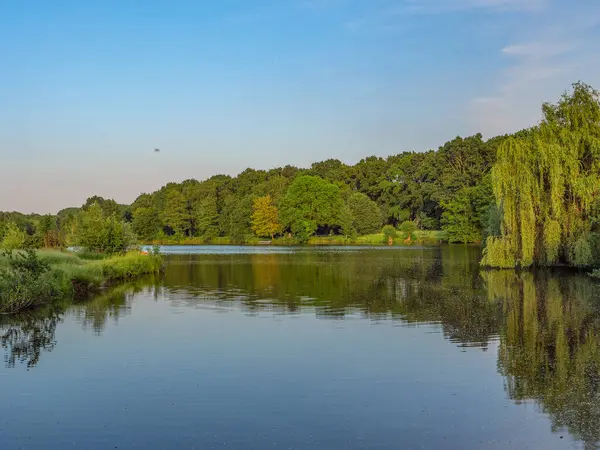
[0,250,162,315]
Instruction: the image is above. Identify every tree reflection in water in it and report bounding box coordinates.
[1,277,159,368]
[2,248,600,448]
[1,305,63,368]
[485,271,600,450]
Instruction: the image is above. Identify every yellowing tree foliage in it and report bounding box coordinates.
[482,82,600,268]
[251,195,282,240]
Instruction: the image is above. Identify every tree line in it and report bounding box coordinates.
[1,82,599,267]
[0,132,501,247]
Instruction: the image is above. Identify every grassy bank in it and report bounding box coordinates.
[144,230,449,246]
[0,250,163,315]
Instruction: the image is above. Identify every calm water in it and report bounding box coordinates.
[2,246,600,450]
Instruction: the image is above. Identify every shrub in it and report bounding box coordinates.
[398,221,417,241]
[99,253,163,282]
[0,249,163,314]
[0,250,70,314]
[382,225,397,244]
[1,222,26,250]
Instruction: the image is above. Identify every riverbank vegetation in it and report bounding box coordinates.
[1,82,599,268]
[0,197,163,314]
[0,250,162,315]
[482,82,600,269]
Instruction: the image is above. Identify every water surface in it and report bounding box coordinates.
[2,246,600,449]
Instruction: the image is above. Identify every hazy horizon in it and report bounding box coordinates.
[2,0,600,214]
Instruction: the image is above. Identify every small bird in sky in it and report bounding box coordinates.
[154,148,160,153]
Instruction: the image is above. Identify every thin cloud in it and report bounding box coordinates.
[403,0,547,14]
[298,0,348,10]
[470,5,600,137]
[501,42,575,58]
[345,0,544,31]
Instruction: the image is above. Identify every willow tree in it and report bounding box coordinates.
[482,82,600,268]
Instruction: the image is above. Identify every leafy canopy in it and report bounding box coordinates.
[251,195,282,239]
[482,82,600,268]
[279,176,345,242]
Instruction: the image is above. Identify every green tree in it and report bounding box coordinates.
[441,189,481,244]
[37,215,61,248]
[102,216,137,254]
[279,176,344,242]
[223,195,254,243]
[132,207,161,241]
[352,156,389,201]
[72,203,137,254]
[71,204,106,250]
[83,196,121,218]
[310,159,351,185]
[161,189,187,236]
[339,204,356,239]
[196,196,220,239]
[347,192,382,235]
[482,82,600,268]
[251,195,282,239]
[382,225,397,244]
[1,222,26,250]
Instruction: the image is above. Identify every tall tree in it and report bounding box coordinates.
[72,204,136,253]
[482,82,600,268]
[132,207,161,241]
[251,195,282,240]
[279,176,344,242]
[82,196,121,218]
[347,192,382,235]
[37,215,61,248]
[223,195,254,243]
[441,189,482,244]
[161,189,187,236]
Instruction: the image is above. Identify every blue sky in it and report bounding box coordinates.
[1,0,599,213]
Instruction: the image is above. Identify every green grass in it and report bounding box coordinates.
[97,252,163,282]
[146,236,233,245]
[0,250,163,315]
[76,251,109,261]
[307,236,355,245]
[354,230,448,245]
[415,230,448,242]
[37,249,85,265]
[142,230,449,246]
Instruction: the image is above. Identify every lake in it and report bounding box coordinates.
[2,246,600,450]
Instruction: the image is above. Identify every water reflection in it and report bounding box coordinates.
[2,246,600,448]
[1,305,62,368]
[164,247,500,347]
[70,277,159,334]
[1,278,159,368]
[485,271,600,450]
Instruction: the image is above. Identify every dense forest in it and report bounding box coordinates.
[0,132,499,246]
[1,82,599,268]
[0,133,502,246]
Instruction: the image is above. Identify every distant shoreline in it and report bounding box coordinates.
[141,230,453,247]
